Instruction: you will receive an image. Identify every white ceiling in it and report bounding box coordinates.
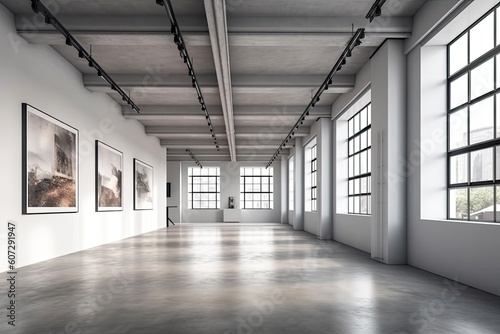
[1,0,426,163]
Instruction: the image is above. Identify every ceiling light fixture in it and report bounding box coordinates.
[30,0,140,113]
[186,149,203,168]
[266,28,365,168]
[157,0,219,151]
[366,0,387,22]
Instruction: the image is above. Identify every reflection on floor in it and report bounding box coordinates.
[2,223,500,334]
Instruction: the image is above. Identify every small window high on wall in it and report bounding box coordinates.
[188,167,220,209]
[448,4,500,223]
[348,103,372,215]
[240,167,273,209]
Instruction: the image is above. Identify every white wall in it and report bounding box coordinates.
[177,161,281,223]
[406,0,500,296]
[0,5,166,272]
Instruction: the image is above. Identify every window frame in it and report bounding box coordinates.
[188,167,220,210]
[310,144,317,212]
[240,167,274,210]
[347,103,372,215]
[447,3,500,223]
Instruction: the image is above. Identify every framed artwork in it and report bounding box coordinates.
[22,103,79,214]
[96,141,123,212]
[134,159,153,210]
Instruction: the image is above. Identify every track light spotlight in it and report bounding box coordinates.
[111,84,117,91]
[184,56,188,64]
[360,30,366,39]
[189,69,194,77]
[355,40,362,46]
[45,16,51,24]
[177,44,185,51]
[88,59,94,68]
[65,36,72,46]
[174,35,181,45]
[97,70,103,78]
[346,50,352,57]
[31,1,39,13]
[366,0,386,22]
[78,50,84,58]
[341,59,346,65]
[171,25,176,35]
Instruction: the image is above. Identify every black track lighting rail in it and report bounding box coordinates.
[30,0,140,113]
[266,28,366,168]
[186,149,203,168]
[366,0,387,22]
[157,0,220,151]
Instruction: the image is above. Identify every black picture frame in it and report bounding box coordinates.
[22,103,79,214]
[96,141,123,212]
[167,182,171,198]
[133,158,154,210]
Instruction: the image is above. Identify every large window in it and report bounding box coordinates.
[448,5,500,223]
[240,167,273,209]
[289,156,294,210]
[188,167,220,209]
[311,145,317,212]
[348,103,372,215]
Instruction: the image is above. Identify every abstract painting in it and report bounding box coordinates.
[22,104,79,214]
[96,141,123,212]
[134,159,153,210]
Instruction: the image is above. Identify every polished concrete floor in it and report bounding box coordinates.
[2,223,500,334]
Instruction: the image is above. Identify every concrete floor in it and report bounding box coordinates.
[2,223,500,334]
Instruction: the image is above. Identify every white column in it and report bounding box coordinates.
[370,39,407,264]
[280,157,288,224]
[318,118,333,239]
[294,138,305,231]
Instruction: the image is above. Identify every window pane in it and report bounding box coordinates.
[497,56,500,89]
[497,94,500,138]
[360,150,367,174]
[469,186,494,221]
[471,148,493,182]
[349,197,354,213]
[360,177,368,193]
[360,108,367,129]
[450,74,468,109]
[367,149,371,173]
[497,146,500,180]
[449,108,468,150]
[354,178,360,195]
[450,154,468,184]
[349,180,354,195]
[470,96,494,145]
[470,12,494,62]
[471,59,494,100]
[354,196,360,213]
[360,196,368,214]
[449,188,468,220]
[496,186,500,222]
[354,153,360,176]
[449,33,468,75]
